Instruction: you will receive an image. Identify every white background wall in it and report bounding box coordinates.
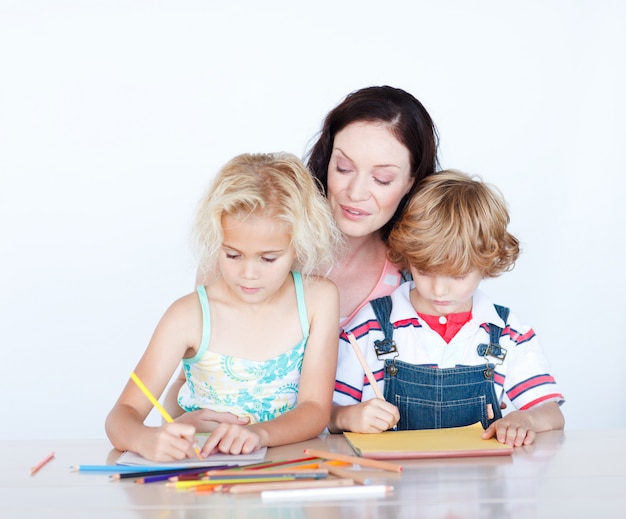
[1,0,624,440]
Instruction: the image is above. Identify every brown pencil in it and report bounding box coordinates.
[321,463,372,485]
[345,331,385,400]
[222,478,355,494]
[303,448,402,472]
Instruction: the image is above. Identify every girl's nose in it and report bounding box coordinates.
[241,260,259,279]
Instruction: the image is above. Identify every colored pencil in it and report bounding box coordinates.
[321,463,372,485]
[261,484,394,502]
[31,451,55,475]
[235,456,321,470]
[112,464,235,481]
[345,331,385,400]
[129,371,203,461]
[72,464,177,473]
[204,468,328,478]
[303,448,402,473]
[167,476,301,489]
[221,478,355,494]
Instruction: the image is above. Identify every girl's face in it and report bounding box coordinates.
[409,268,483,316]
[326,121,413,239]
[218,212,296,304]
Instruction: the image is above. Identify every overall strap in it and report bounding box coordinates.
[370,296,397,357]
[477,304,510,361]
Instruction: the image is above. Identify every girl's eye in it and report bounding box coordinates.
[225,252,240,260]
[261,257,277,263]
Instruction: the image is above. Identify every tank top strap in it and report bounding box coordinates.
[183,286,211,365]
[291,271,309,339]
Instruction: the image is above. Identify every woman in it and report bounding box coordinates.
[163,86,439,432]
[306,85,438,326]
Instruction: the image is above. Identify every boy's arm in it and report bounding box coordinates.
[328,325,400,434]
[482,401,565,447]
[329,399,399,434]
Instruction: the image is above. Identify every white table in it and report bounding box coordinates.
[2,429,625,518]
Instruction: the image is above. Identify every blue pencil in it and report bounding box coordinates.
[71,465,177,473]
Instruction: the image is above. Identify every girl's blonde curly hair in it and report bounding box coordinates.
[194,152,344,280]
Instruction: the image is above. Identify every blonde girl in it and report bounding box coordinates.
[106,152,343,461]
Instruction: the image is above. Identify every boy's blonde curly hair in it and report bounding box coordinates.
[388,169,520,278]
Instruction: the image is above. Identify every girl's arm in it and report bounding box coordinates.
[482,401,565,447]
[200,277,340,455]
[163,367,250,431]
[105,294,201,461]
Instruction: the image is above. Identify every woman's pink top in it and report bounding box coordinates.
[339,258,404,329]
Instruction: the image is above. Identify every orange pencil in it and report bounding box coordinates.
[31,451,55,475]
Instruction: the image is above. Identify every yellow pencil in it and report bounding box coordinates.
[130,371,203,461]
[167,476,298,489]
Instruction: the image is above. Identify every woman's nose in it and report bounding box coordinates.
[345,173,370,202]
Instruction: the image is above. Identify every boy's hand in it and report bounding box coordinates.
[482,411,536,447]
[344,399,400,433]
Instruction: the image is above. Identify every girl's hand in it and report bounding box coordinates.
[199,423,263,456]
[138,422,198,462]
[175,409,250,433]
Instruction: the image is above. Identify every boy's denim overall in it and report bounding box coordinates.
[370,296,509,431]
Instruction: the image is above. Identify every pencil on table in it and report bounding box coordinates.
[303,448,402,473]
[129,371,203,461]
[261,484,394,502]
[321,463,372,485]
[31,451,55,475]
[221,478,355,494]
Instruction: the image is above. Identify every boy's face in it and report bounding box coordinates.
[409,267,483,316]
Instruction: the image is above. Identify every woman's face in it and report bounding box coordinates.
[327,121,413,239]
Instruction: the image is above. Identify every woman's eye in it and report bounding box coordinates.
[374,177,392,186]
[261,257,277,263]
[225,253,240,260]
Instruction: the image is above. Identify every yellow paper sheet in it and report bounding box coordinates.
[344,423,513,460]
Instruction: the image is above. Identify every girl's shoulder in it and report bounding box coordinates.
[300,274,339,316]
[300,274,339,297]
[162,290,203,320]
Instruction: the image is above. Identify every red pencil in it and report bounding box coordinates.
[31,451,55,475]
